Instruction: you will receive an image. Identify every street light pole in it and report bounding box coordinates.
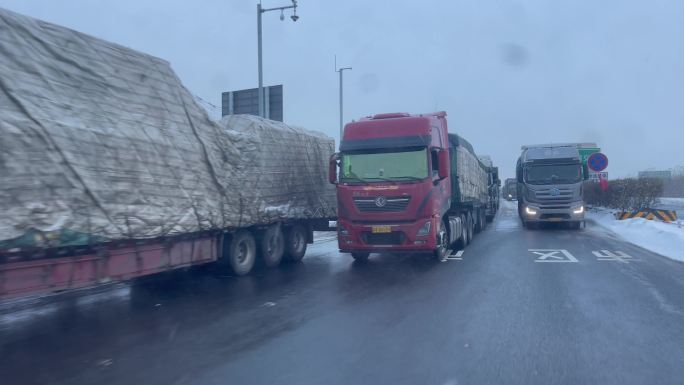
[257,1,298,118]
[336,66,351,144]
[257,3,263,118]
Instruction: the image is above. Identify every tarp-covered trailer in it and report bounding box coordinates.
[0,8,336,299]
[447,134,490,233]
[478,155,501,222]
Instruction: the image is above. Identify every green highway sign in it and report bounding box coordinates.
[578,148,600,165]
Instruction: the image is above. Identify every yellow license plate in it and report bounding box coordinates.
[371,226,392,233]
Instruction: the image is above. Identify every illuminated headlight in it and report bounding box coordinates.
[416,221,431,236]
[525,206,538,215]
[508,194,512,198]
[338,225,349,236]
[573,206,584,214]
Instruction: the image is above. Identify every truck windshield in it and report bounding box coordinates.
[340,148,428,182]
[525,164,581,184]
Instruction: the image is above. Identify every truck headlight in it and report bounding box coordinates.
[338,225,349,236]
[525,206,537,215]
[416,221,431,236]
[573,206,584,214]
[507,194,512,198]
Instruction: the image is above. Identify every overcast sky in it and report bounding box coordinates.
[1,0,683,178]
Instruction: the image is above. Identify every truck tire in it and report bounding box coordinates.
[351,252,370,261]
[259,225,285,268]
[433,220,449,262]
[283,224,308,262]
[227,230,256,276]
[481,210,487,229]
[455,214,468,250]
[474,209,483,233]
[466,212,474,242]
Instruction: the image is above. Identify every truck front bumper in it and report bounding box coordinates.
[521,202,585,223]
[337,217,438,253]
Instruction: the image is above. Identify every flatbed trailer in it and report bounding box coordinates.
[0,219,332,300]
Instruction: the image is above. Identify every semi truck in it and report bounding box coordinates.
[503,178,518,201]
[328,112,490,261]
[0,9,336,299]
[478,155,501,221]
[516,144,589,229]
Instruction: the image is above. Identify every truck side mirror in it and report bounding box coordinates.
[328,153,339,184]
[438,150,449,180]
[582,164,589,181]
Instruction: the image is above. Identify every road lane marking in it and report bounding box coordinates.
[529,249,578,263]
[446,250,464,261]
[592,250,637,263]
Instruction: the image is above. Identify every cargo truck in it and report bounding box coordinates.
[478,155,501,222]
[0,9,336,299]
[503,178,517,201]
[328,112,490,261]
[516,144,589,229]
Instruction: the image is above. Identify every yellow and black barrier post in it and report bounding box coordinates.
[618,209,678,222]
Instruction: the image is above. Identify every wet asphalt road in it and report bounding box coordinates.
[2,200,684,385]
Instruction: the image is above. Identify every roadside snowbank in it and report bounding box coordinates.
[588,208,684,263]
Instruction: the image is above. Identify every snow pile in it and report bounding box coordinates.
[588,208,684,263]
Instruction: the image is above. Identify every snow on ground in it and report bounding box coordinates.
[588,208,684,263]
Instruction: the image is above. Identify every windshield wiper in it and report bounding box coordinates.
[340,175,368,184]
[391,176,423,181]
[363,177,397,183]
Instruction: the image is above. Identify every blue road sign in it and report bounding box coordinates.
[587,152,608,172]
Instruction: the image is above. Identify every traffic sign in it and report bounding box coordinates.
[587,152,608,172]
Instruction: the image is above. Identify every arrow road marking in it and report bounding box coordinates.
[530,249,578,263]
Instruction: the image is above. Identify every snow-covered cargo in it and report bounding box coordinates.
[0,8,336,251]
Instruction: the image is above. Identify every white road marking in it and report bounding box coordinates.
[592,250,637,263]
[446,250,464,261]
[530,249,578,263]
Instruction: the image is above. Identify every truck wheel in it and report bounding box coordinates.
[467,212,474,242]
[259,225,285,267]
[351,252,370,261]
[455,214,468,250]
[227,230,256,276]
[433,221,449,262]
[283,224,308,262]
[474,209,483,233]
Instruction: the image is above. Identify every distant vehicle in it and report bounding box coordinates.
[478,155,501,221]
[516,144,589,229]
[329,111,490,262]
[503,178,517,201]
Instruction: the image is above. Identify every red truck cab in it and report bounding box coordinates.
[329,112,452,260]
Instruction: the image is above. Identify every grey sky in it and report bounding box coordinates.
[1,0,683,178]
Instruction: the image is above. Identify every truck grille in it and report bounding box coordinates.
[361,232,405,245]
[534,188,573,204]
[353,196,411,212]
